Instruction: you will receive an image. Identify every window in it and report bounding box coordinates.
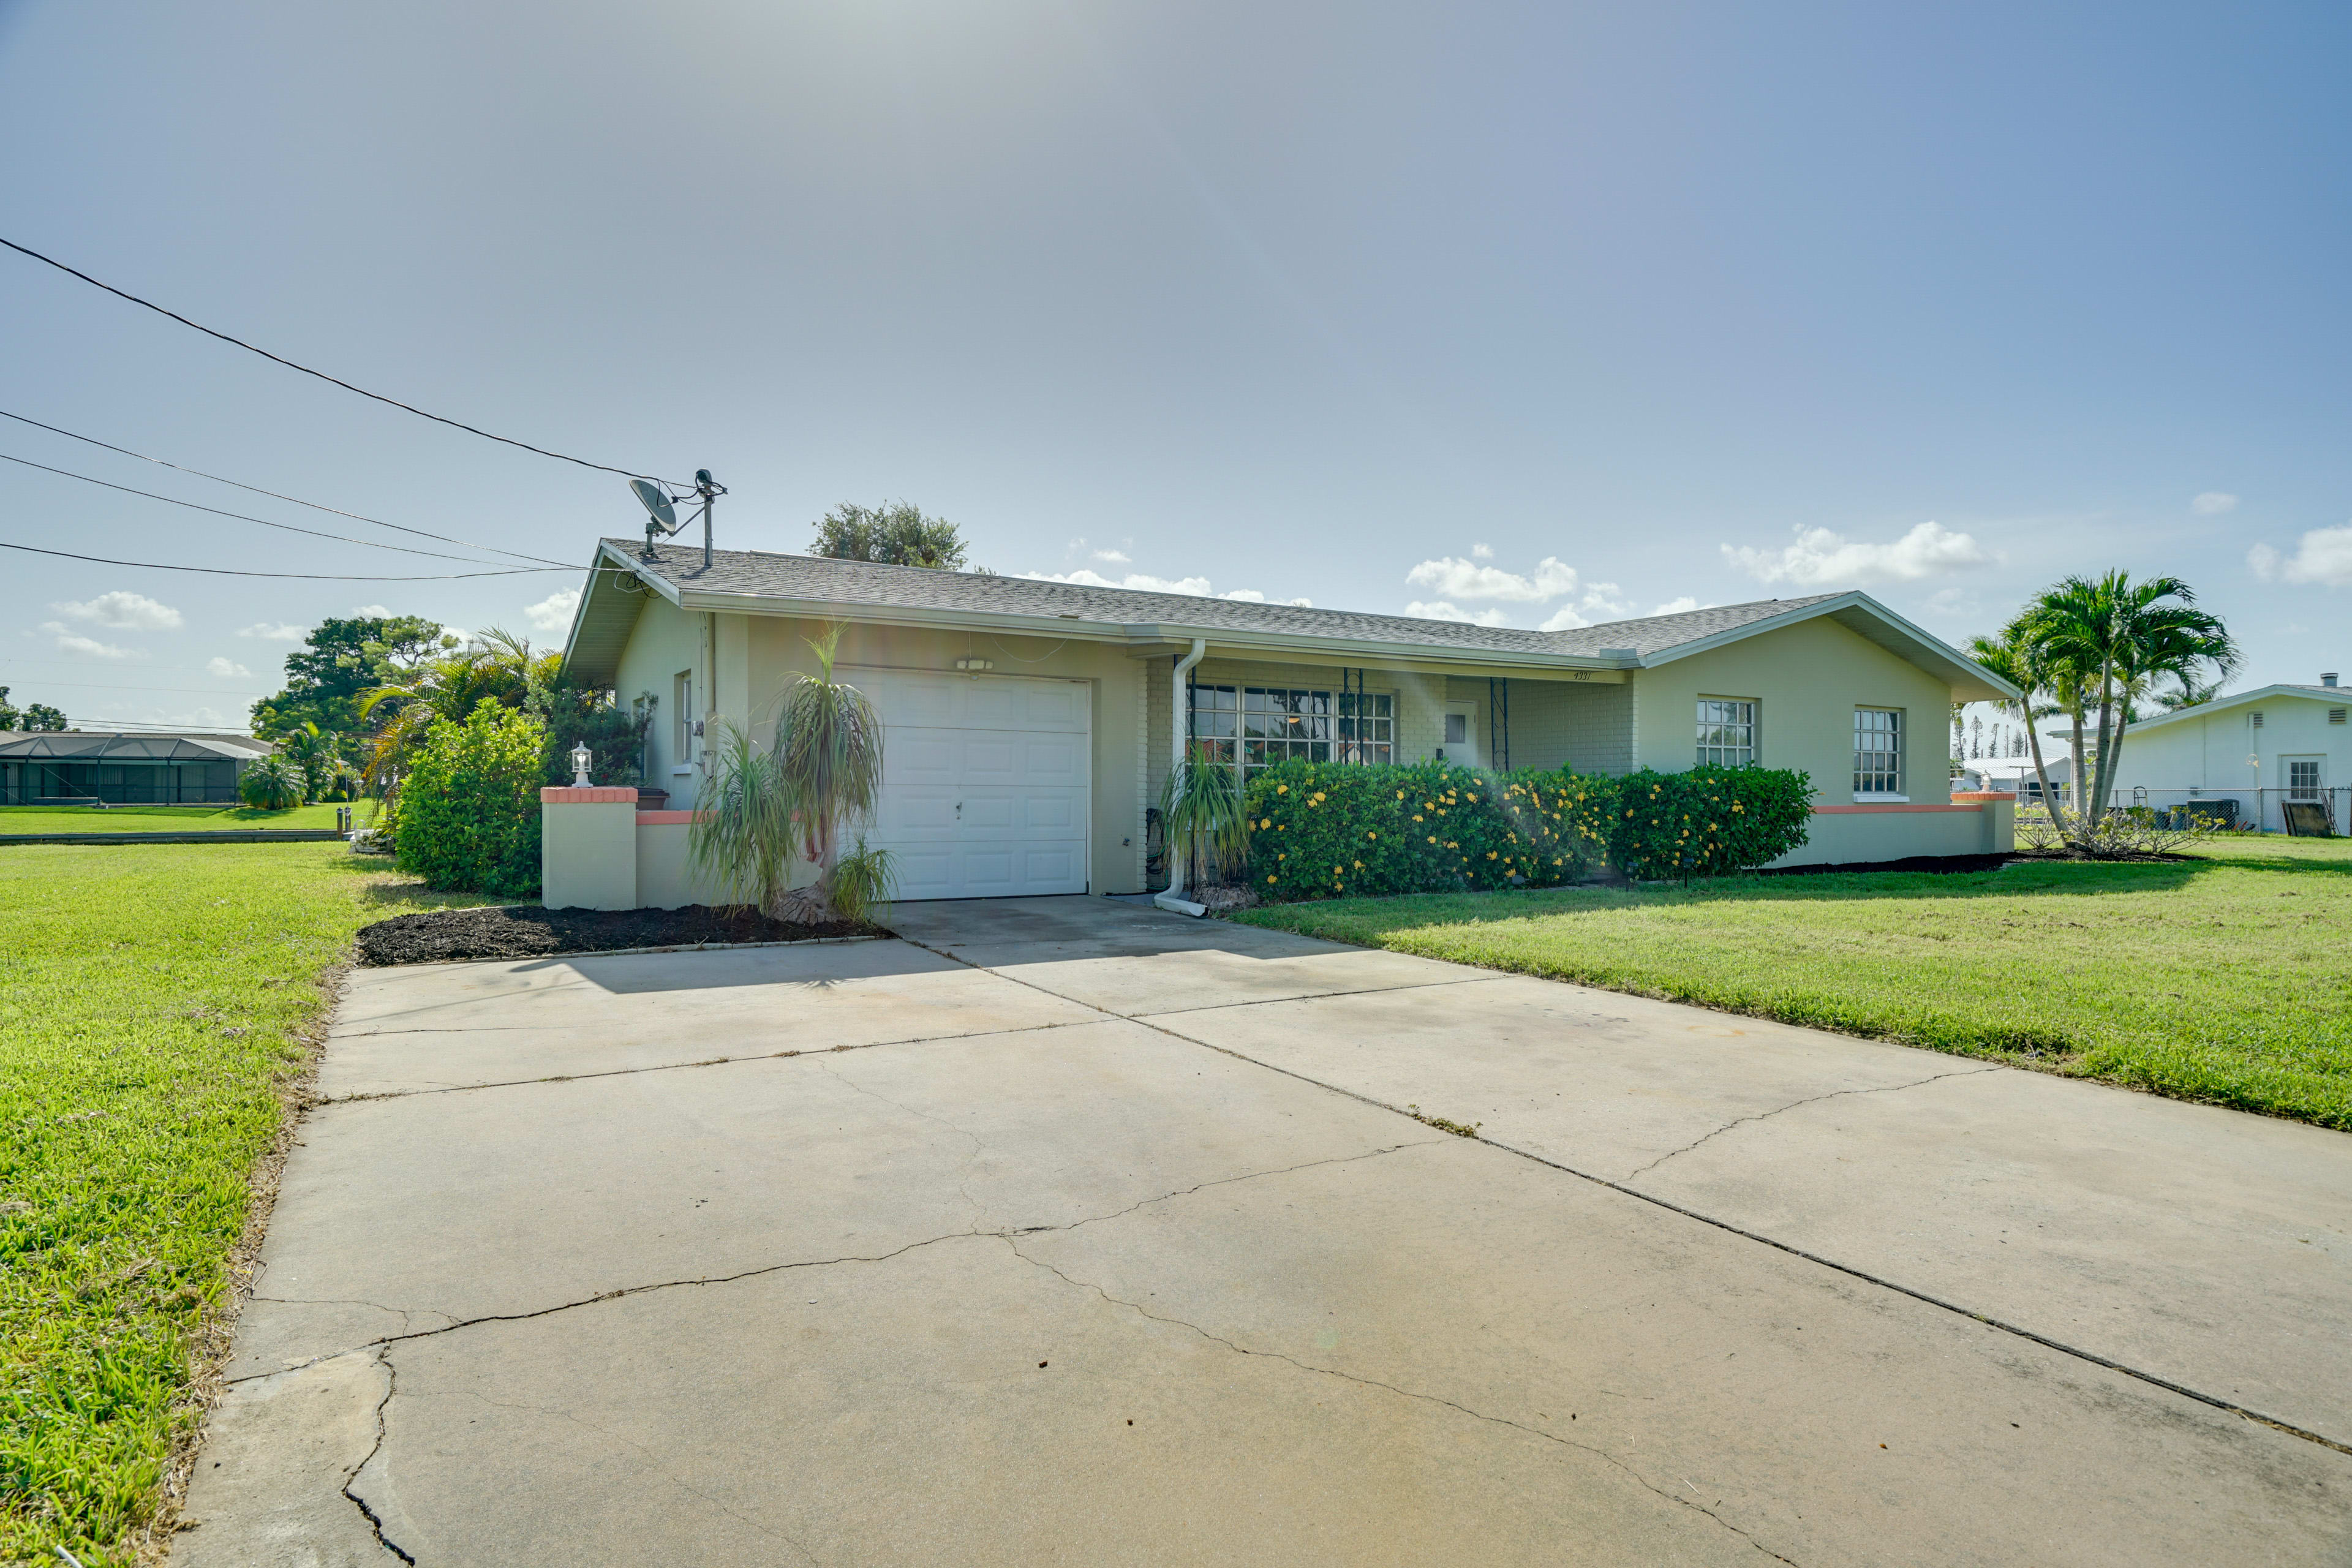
[1188,684,1391,777]
[1338,691,1394,765]
[1697,698,1757,767]
[2288,760,2324,800]
[673,670,695,764]
[1854,708,1904,796]
[1444,712,1469,745]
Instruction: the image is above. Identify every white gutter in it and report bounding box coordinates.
[1155,638,1209,917]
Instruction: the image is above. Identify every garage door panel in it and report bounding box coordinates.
[845,668,1091,899]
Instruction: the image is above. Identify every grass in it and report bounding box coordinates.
[0,802,375,835]
[0,841,487,1564]
[1234,835,2352,1132]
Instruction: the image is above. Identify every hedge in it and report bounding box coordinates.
[394,701,545,897]
[1240,759,1812,901]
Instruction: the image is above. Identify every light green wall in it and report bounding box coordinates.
[1630,617,1953,803]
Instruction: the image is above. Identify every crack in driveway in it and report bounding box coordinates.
[342,1348,415,1563]
[999,1236,1800,1564]
[1619,1066,2005,1181]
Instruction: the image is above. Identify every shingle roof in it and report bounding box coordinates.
[606,540,1837,661]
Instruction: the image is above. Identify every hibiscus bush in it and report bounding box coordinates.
[1242,759,1813,901]
[1605,765,1814,882]
[394,701,546,897]
[1243,760,1617,901]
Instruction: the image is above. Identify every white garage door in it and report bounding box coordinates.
[850,668,1091,900]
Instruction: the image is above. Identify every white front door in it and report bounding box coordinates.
[851,668,1091,900]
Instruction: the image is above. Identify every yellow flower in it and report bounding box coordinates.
[1277,784,1288,794]
[1267,875,1276,883]
[1427,835,1437,843]
[1487,851,1498,859]
[1259,817,1272,829]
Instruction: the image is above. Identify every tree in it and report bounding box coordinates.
[1967,625,2067,827]
[2157,673,2226,712]
[357,627,556,794]
[237,753,304,810]
[809,501,969,570]
[1159,741,1251,893]
[393,703,546,897]
[251,615,448,749]
[2009,573,2237,851]
[0,687,67,731]
[692,626,889,923]
[274,722,342,804]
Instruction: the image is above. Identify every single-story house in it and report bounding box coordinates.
[2108,675,2348,832]
[0,730,275,806]
[548,540,2019,908]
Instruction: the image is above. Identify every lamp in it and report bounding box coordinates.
[571,742,594,786]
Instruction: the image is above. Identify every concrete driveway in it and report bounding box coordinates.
[179,897,2352,1565]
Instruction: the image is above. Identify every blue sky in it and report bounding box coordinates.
[2,1,2347,730]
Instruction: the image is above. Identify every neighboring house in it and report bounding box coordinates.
[0,731,276,805]
[556,541,2017,902]
[2109,675,2350,831]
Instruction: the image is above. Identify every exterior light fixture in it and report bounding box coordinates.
[955,658,994,673]
[571,742,594,786]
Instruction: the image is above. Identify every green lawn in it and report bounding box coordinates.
[1234,836,2352,1131]
[0,842,484,1564]
[0,802,374,835]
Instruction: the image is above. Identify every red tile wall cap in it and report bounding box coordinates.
[540,786,639,804]
[1951,791,2019,802]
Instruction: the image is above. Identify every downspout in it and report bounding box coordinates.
[1156,639,1208,916]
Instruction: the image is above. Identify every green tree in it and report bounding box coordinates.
[236,753,304,810]
[809,500,969,570]
[0,687,68,731]
[250,615,448,749]
[273,722,342,804]
[393,702,546,897]
[2016,573,2237,851]
[357,627,556,794]
[1966,625,2067,822]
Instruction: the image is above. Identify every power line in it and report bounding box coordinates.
[0,679,268,697]
[0,233,685,486]
[0,407,574,567]
[0,449,521,565]
[0,540,554,581]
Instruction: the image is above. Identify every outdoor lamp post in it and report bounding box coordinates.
[571,742,594,787]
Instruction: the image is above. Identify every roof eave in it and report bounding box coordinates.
[1632,590,2019,701]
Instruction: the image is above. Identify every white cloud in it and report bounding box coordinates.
[1722,521,1994,586]
[526,588,582,632]
[2192,492,2239,516]
[1219,589,1265,602]
[1404,555,1580,602]
[1023,568,1213,595]
[206,657,254,678]
[1537,604,1589,631]
[50,590,181,630]
[1093,548,1130,564]
[2249,523,2352,587]
[40,621,141,660]
[1287,597,1312,608]
[238,622,309,642]
[1405,600,1511,627]
[1650,596,1700,616]
[1471,543,1494,560]
[349,604,393,619]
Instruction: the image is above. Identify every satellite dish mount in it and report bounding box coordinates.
[632,469,728,568]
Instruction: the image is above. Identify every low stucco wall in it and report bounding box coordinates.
[635,813,731,910]
[1766,799,2012,868]
[540,788,638,910]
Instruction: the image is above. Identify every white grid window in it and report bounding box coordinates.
[1697,699,1757,767]
[1189,685,1392,777]
[2288,760,2323,799]
[1339,692,1393,765]
[1854,708,1903,796]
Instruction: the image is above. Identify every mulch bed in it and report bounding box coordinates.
[355,904,880,967]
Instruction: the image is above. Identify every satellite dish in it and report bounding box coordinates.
[629,478,676,532]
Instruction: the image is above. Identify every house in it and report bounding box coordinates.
[548,540,2018,908]
[0,731,275,806]
[2108,675,2350,832]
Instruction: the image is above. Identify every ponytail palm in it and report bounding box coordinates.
[689,625,891,923]
[1159,742,1250,891]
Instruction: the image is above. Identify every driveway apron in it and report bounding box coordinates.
[176,899,2352,1566]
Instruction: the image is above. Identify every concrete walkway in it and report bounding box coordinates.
[178,898,2352,1565]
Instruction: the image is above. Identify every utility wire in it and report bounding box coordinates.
[0,450,524,565]
[0,540,552,581]
[0,407,574,568]
[0,233,685,486]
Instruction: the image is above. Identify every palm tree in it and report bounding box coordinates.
[2018,573,2237,848]
[1966,625,2067,821]
[274,722,341,804]
[2157,673,2226,712]
[690,625,890,923]
[358,627,556,795]
[1158,741,1251,894]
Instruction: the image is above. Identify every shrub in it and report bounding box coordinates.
[1607,765,1813,882]
[394,701,546,897]
[1244,760,1616,902]
[538,690,648,787]
[236,753,303,810]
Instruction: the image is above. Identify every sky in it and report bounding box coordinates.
[2,1,2348,733]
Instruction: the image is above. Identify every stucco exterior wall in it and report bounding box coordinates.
[2111,696,2346,799]
[1630,617,1954,805]
[609,592,706,808]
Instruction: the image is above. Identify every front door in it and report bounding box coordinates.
[1441,704,1480,767]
